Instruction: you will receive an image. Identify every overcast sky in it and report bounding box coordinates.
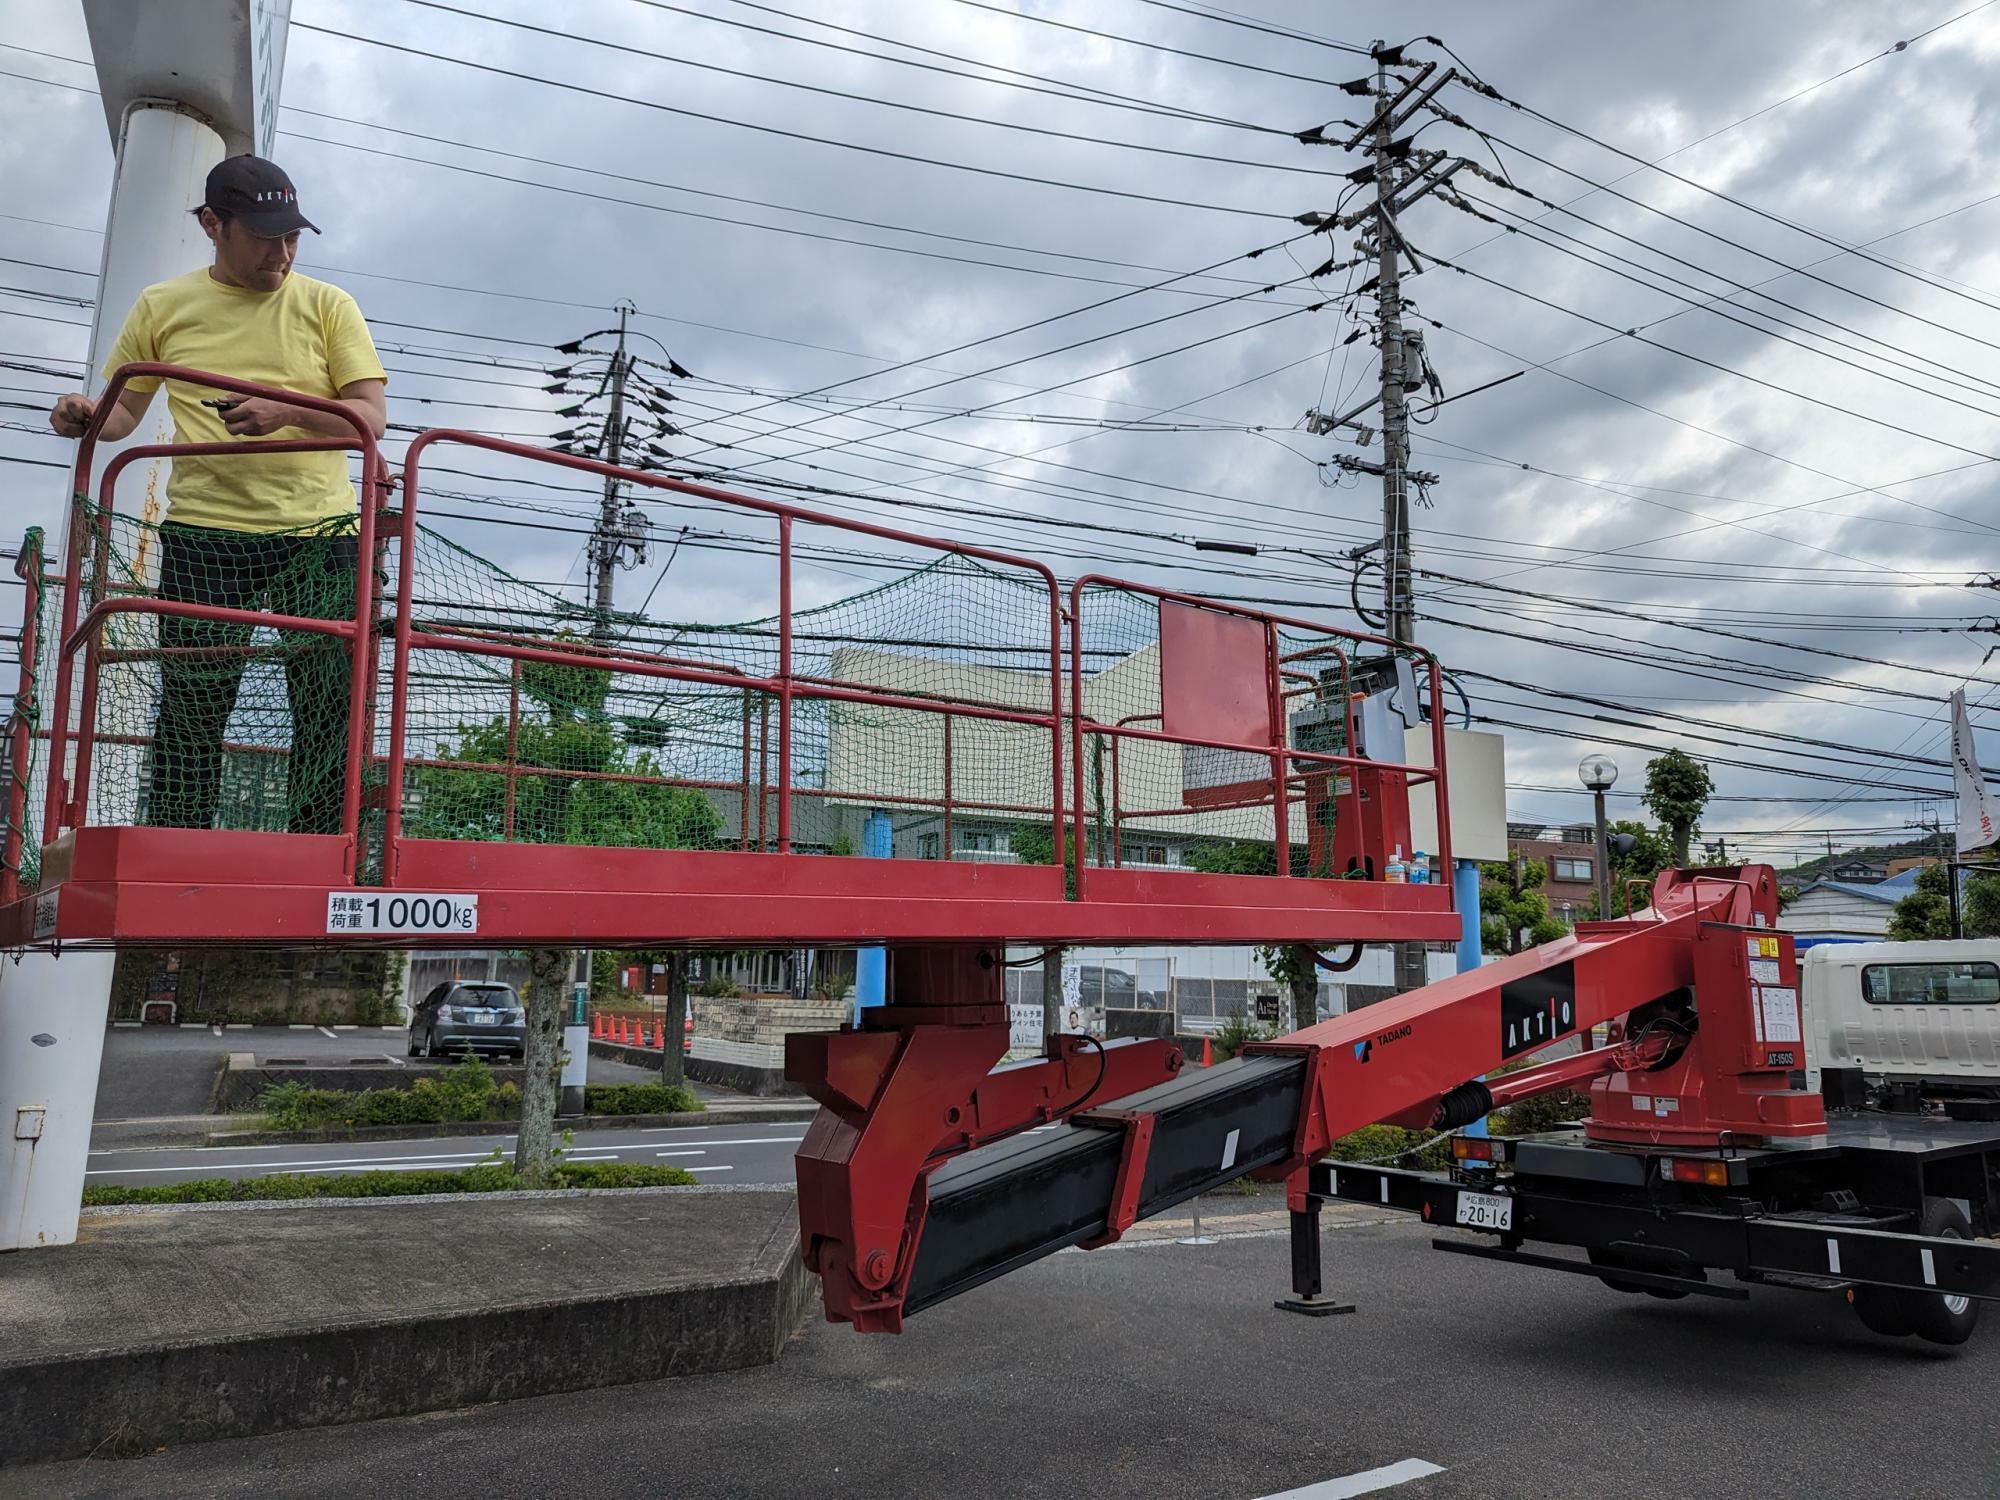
[4,0,1999,864]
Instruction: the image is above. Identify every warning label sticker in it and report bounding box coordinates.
[1749,958,1781,985]
[1759,985,1802,1045]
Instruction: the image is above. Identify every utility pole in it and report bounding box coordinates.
[1370,44,1415,644]
[591,302,635,645]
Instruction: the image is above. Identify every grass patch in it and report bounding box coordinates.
[251,1056,703,1131]
[81,1160,699,1207]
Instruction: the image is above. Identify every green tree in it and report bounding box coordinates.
[1184,839,1308,876]
[1889,862,2000,941]
[1010,822,1056,865]
[1642,748,1714,866]
[1585,819,1673,917]
[1481,857,1566,956]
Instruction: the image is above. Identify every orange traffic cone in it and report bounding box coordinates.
[591,1014,603,1039]
[654,1022,665,1050]
[1200,1035,1213,1068]
[618,1017,630,1045]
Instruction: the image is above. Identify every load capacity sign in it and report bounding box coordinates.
[326,892,478,934]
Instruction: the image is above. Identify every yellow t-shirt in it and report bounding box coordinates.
[100,269,388,534]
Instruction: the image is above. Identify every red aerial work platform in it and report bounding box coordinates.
[7,364,1478,1319]
[13,369,1910,1343]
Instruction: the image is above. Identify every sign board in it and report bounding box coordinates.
[1404,726,1508,865]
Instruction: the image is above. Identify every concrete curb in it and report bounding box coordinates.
[0,1190,813,1466]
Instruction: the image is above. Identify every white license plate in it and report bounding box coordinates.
[1455,1190,1512,1232]
[471,1013,497,1026]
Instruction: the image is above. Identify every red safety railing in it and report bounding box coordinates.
[19,365,1453,921]
[1067,576,1451,894]
[43,365,388,870]
[383,429,1067,884]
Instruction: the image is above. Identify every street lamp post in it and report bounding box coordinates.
[1579,753,1619,919]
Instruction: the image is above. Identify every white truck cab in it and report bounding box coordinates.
[1802,939,2000,1108]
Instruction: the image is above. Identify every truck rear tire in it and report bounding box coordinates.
[1908,1198,1978,1347]
[1850,1198,1979,1346]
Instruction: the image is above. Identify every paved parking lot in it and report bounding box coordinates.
[13,1211,1993,1499]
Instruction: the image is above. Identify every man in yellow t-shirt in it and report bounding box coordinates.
[49,155,387,835]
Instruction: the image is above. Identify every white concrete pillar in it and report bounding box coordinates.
[1,105,223,1253]
[0,949,118,1249]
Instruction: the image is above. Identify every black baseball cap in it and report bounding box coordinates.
[194,155,319,237]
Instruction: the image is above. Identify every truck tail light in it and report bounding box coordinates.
[1452,1136,1494,1162]
[1665,1157,1730,1187]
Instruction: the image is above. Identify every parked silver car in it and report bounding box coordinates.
[408,981,527,1059]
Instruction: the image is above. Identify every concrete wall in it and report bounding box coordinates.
[696,991,849,1046]
[111,949,400,1026]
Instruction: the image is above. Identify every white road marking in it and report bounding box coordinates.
[89,1134,803,1175]
[317,1026,339,1039]
[211,1025,222,1037]
[686,1165,734,1173]
[1257,1458,1445,1498]
[88,1150,511,1176]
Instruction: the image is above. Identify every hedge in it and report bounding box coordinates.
[81,1160,699,1207]
[254,1056,703,1131]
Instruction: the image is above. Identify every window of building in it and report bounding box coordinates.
[961,831,993,852]
[918,832,941,860]
[1144,846,1167,865]
[1862,962,2000,1006]
[1554,857,1593,882]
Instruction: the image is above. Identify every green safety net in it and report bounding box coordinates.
[11,501,1342,881]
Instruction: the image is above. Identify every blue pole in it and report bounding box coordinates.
[853,810,893,1025]
[1454,857,1489,1138]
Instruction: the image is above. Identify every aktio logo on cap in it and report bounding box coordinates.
[252,189,297,204]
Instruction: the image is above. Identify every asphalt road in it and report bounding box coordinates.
[12,1211,1996,1499]
[93,1024,665,1122]
[85,1116,809,1187]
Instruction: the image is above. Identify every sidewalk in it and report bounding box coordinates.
[0,1186,809,1466]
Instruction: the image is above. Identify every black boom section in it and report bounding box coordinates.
[906,1053,1309,1315]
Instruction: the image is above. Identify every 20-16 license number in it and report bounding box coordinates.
[1454,1190,1513,1232]
[326,892,478,934]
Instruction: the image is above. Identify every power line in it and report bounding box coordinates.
[1431,252,2000,471]
[636,0,1289,134]
[1472,42,2000,318]
[1420,314,2000,583]
[289,22,1295,220]
[1442,98,2000,356]
[1131,0,1370,55]
[1449,184,2000,412]
[949,0,1364,84]
[394,0,1340,180]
